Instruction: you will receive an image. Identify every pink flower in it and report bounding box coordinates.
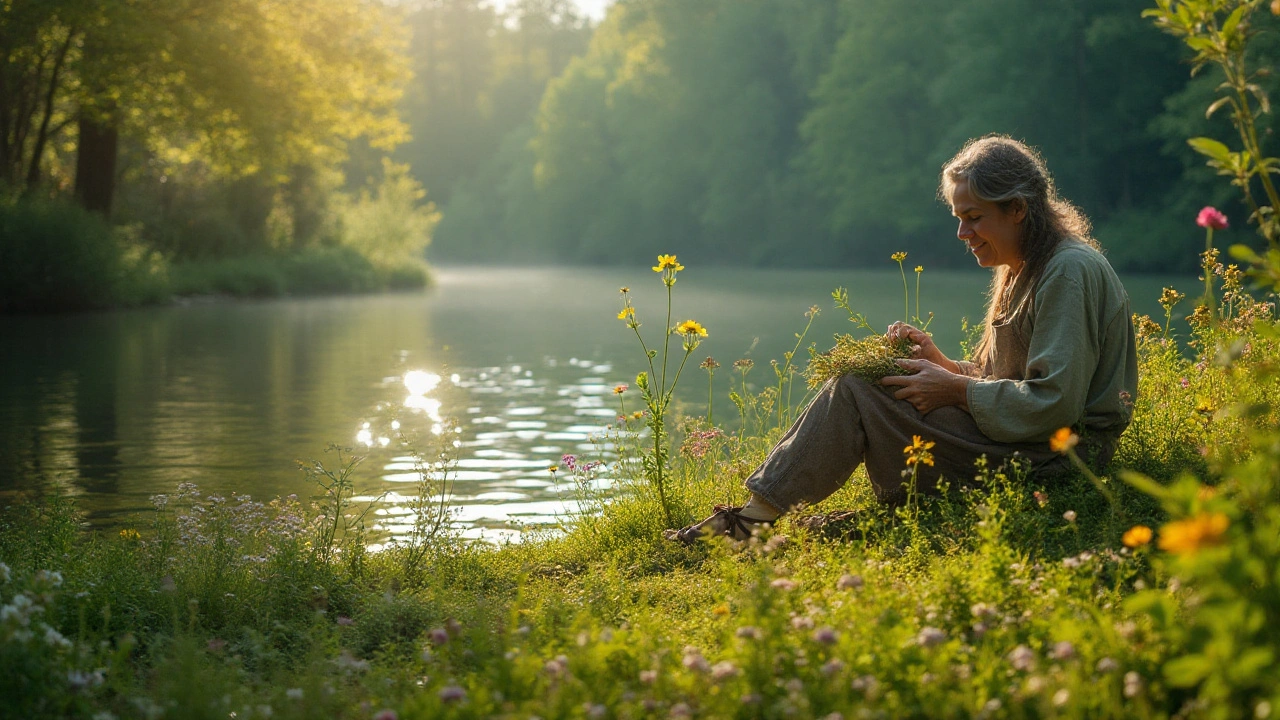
[373,711,398,720]
[438,685,466,702]
[428,627,449,645]
[1196,206,1228,230]
[337,616,355,626]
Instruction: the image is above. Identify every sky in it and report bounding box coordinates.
[489,0,612,21]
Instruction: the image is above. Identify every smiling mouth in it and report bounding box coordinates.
[968,242,987,253]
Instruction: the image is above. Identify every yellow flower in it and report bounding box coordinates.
[617,306,635,320]
[677,319,708,337]
[1159,287,1185,311]
[1049,427,1078,454]
[653,254,684,273]
[632,411,644,419]
[548,465,559,474]
[1122,525,1153,548]
[119,528,141,541]
[712,602,730,617]
[891,251,908,263]
[613,384,628,394]
[903,434,935,467]
[620,286,630,294]
[914,265,923,273]
[1158,513,1229,555]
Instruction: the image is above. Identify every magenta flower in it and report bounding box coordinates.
[1196,206,1228,230]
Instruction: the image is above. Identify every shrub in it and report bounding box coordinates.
[0,195,169,312]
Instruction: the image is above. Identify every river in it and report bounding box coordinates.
[0,265,1195,542]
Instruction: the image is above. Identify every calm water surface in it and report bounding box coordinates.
[0,266,1195,542]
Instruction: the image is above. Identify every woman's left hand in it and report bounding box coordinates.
[879,358,971,415]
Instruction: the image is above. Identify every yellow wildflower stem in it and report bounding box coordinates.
[914,270,922,325]
[1065,447,1120,512]
[897,259,909,322]
[663,345,697,414]
[661,281,672,399]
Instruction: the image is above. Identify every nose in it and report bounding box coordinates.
[957,220,975,241]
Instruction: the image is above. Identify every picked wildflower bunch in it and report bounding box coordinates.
[804,333,913,388]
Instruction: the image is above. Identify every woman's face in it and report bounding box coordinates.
[948,179,1026,270]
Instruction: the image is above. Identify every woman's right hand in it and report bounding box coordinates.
[887,322,958,374]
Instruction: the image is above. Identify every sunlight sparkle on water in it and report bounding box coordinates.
[404,370,441,396]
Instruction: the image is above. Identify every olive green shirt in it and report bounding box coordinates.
[961,241,1138,445]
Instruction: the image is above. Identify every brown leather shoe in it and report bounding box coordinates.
[663,504,772,544]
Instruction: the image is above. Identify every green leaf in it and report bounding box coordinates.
[1164,654,1213,687]
[1188,137,1233,164]
[1229,243,1261,262]
[1221,5,1247,39]
[1205,95,1232,119]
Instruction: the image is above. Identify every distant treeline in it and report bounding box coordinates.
[424,0,1275,272]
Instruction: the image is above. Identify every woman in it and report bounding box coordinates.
[668,135,1138,542]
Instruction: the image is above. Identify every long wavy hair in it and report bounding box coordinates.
[939,135,1098,368]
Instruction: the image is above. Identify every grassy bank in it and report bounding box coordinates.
[1,194,432,314]
[2,261,1278,719]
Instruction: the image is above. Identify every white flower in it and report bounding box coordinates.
[916,627,947,648]
[837,573,863,590]
[438,685,466,703]
[1007,644,1035,671]
[0,562,9,583]
[710,661,739,681]
[1053,689,1070,706]
[1050,641,1075,660]
[770,578,797,591]
[1063,510,1077,523]
[821,658,845,677]
[1096,657,1119,673]
[286,688,304,700]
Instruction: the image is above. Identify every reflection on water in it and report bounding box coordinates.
[0,266,1198,542]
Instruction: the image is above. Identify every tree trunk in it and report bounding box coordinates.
[74,109,119,217]
[26,30,75,189]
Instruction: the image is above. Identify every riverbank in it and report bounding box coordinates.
[1,196,432,314]
[3,275,1277,719]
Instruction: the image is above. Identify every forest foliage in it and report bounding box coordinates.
[432,0,1278,272]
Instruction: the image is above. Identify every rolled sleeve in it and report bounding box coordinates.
[967,274,1097,443]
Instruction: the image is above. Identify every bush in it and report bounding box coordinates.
[0,196,169,312]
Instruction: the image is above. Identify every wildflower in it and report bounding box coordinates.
[916,627,947,648]
[548,465,558,474]
[891,251,908,262]
[1158,512,1230,554]
[1196,206,1228,230]
[620,286,629,293]
[670,703,692,718]
[639,669,658,684]
[337,616,354,626]
[1122,525,1153,548]
[1187,303,1212,329]
[1033,490,1048,507]
[735,626,762,640]
[1123,671,1143,698]
[631,411,644,419]
[681,647,710,673]
[1180,377,1190,389]
[1096,658,1119,673]
[763,534,787,553]
[837,573,863,590]
[613,383,628,394]
[562,454,578,471]
[438,685,466,703]
[791,615,815,630]
[711,661,739,680]
[712,602,730,617]
[544,656,569,677]
[806,304,821,319]
[970,603,997,620]
[677,319,708,338]
[812,627,838,644]
[373,711,398,720]
[0,562,9,583]
[653,254,684,272]
[286,688,304,700]
[770,578,797,591]
[699,356,720,370]
[1049,427,1078,453]
[904,435,936,467]
[1053,689,1070,706]
[428,627,449,645]
[914,265,923,273]
[1159,287,1185,311]
[1008,644,1035,671]
[617,306,635,320]
[586,704,607,719]
[1050,641,1075,661]
[1063,510,1077,523]
[733,358,754,371]
[821,658,846,677]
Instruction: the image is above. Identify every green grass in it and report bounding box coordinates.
[1,276,1278,719]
